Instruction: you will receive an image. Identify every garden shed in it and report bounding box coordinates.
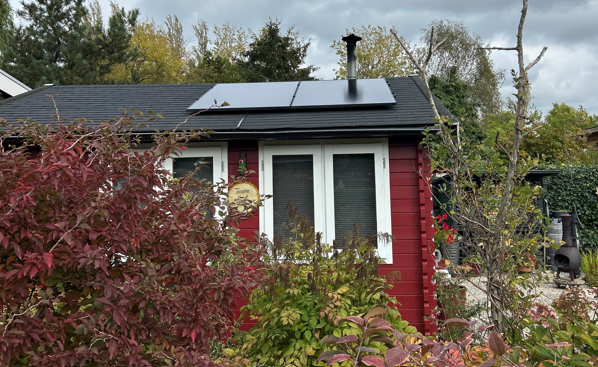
[0,75,455,334]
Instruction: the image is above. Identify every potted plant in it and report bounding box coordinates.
[433,213,459,265]
[517,253,537,273]
[509,236,541,273]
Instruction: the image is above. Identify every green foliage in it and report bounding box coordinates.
[0,0,138,87]
[238,19,317,82]
[428,67,487,157]
[420,19,505,116]
[330,24,412,79]
[107,16,188,84]
[509,288,598,367]
[522,103,598,165]
[187,50,245,83]
[230,210,414,366]
[581,250,598,287]
[429,67,478,123]
[0,0,10,48]
[544,165,598,249]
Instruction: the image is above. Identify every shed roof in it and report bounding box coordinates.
[0,76,454,139]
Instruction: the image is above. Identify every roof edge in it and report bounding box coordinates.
[0,69,32,91]
[408,75,458,123]
[0,84,54,107]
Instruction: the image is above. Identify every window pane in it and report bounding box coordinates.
[173,157,214,218]
[273,155,314,239]
[173,157,214,182]
[333,154,377,243]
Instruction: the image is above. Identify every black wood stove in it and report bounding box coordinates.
[554,214,581,281]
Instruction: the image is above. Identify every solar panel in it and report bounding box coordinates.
[291,78,396,109]
[186,81,299,112]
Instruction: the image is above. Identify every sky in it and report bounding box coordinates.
[8,0,598,116]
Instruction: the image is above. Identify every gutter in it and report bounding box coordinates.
[2,124,437,145]
[133,126,438,141]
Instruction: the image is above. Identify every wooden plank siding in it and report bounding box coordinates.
[228,139,436,334]
[382,139,433,334]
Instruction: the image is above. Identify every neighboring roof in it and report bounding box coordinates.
[524,170,561,182]
[0,76,450,139]
[0,69,31,98]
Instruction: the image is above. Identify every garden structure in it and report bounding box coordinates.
[0,58,456,334]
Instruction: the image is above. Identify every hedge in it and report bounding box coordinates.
[544,166,598,250]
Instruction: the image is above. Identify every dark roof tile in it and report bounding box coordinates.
[0,77,453,133]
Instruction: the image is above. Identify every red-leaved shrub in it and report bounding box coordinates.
[0,115,264,366]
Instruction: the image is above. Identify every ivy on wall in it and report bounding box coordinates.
[544,166,598,250]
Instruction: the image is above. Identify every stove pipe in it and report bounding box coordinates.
[342,34,362,80]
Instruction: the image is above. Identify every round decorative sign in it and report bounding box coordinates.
[228,181,260,213]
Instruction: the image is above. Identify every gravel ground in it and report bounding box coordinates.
[459,271,590,307]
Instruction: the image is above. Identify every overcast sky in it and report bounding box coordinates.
[9,0,598,116]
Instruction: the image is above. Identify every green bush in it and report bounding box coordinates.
[581,250,598,287]
[228,209,416,367]
[543,165,598,250]
[508,288,598,366]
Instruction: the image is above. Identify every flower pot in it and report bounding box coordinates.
[447,241,461,266]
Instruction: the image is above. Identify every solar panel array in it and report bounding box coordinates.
[186,78,396,112]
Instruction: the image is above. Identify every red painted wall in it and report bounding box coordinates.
[382,138,436,335]
[228,139,437,334]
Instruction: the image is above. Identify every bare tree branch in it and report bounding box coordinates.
[390,29,425,77]
[495,131,511,157]
[431,37,448,54]
[525,46,548,72]
[424,27,435,67]
[390,28,442,122]
[480,47,517,51]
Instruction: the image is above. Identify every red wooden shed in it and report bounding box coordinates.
[0,75,454,334]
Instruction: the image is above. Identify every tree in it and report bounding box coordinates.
[330,25,413,79]
[212,22,250,62]
[107,18,187,84]
[429,66,486,147]
[418,20,505,116]
[521,103,598,165]
[186,51,245,84]
[0,115,264,366]
[0,0,10,48]
[187,20,247,84]
[392,0,548,332]
[0,0,137,87]
[238,19,317,82]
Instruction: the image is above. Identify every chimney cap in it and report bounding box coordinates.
[342,34,362,44]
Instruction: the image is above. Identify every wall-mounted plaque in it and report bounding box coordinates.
[228,181,260,213]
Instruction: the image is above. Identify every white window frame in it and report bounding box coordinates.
[163,143,228,184]
[262,145,325,239]
[259,139,392,263]
[134,143,228,218]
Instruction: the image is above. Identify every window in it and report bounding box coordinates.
[260,141,392,263]
[163,145,228,184]
[162,145,228,218]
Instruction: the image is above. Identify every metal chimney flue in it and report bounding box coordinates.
[342,34,362,80]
